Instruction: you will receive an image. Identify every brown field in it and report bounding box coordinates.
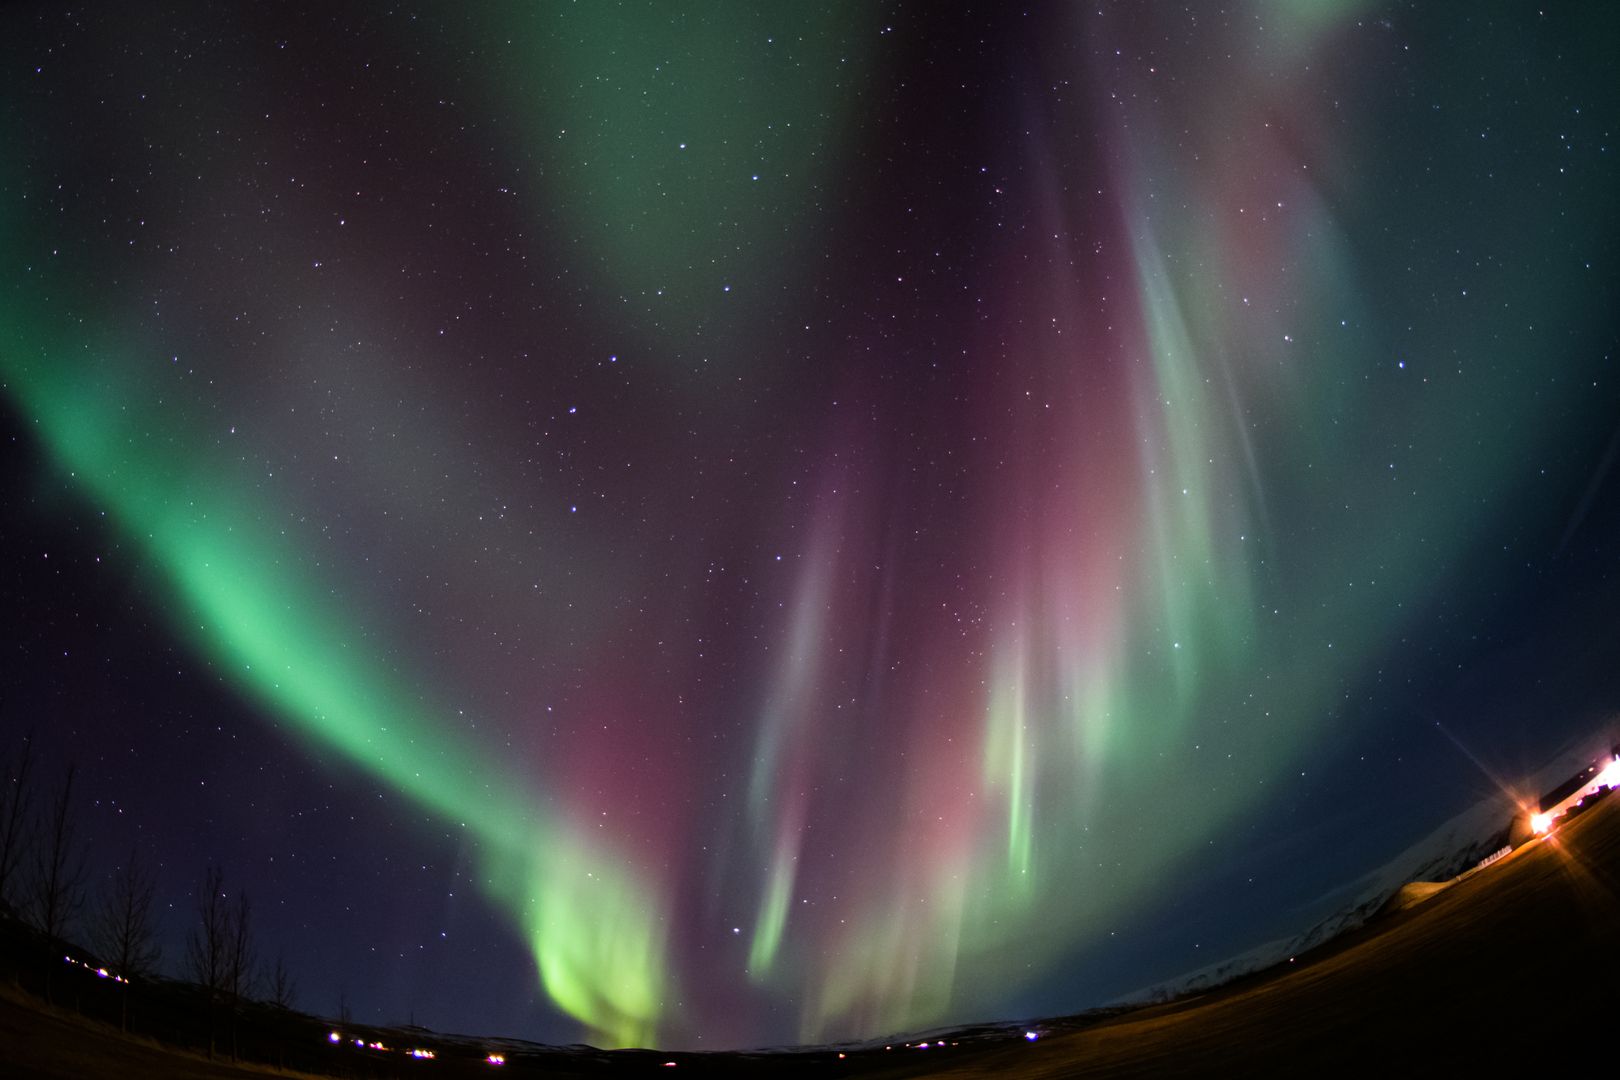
[3,794,1617,1078]
[875,791,1620,1077]
[0,982,327,1080]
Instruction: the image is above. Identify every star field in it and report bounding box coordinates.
[2,0,1619,1052]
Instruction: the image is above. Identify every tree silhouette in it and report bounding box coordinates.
[225,888,256,1060]
[187,865,257,1059]
[91,847,162,1030]
[267,952,297,1070]
[268,952,297,1010]
[0,731,35,913]
[226,889,255,1004]
[187,865,231,1057]
[29,762,86,941]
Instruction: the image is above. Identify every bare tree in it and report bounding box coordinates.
[187,865,230,1057]
[225,889,257,1060]
[187,865,230,993]
[226,889,256,1004]
[267,951,298,1069]
[268,952,297,1010]
[0,731,35,912]
[29,763,87,941]
[188,866,255,1059]
[92,847,162,1030]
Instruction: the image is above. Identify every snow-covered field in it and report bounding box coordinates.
[1116,732,1618,1004]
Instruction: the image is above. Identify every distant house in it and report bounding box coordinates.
[1527,745,1620,836]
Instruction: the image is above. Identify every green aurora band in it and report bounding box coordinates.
[0,304,672,1046]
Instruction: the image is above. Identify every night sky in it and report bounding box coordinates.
[3,0,1619,1053]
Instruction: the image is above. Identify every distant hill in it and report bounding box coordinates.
[1114,735,1617,1006]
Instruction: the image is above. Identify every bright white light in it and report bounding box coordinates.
[1025,1031,1040,1042]
[1531,812,1553,834]
[487,1053,506,1065]
[328,1032,341,1044]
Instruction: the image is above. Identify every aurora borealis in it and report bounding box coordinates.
[3,0,1619,1052]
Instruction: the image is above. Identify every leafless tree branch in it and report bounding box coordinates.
[29,763,87,941]
[0,732,35,913]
